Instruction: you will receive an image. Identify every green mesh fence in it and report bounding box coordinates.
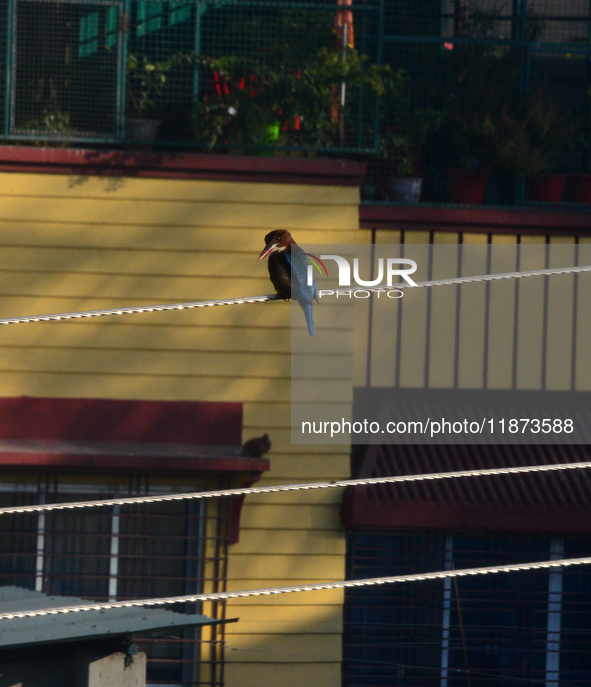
[11,0,122,139]
[367,0,591,205]
[0,0,590,206]
[0,0,385,150]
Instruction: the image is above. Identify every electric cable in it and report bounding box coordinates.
[0,264,587,326]
[0,459,589,514]
[1,555,589,620]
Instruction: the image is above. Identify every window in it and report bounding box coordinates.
[0,475,229,687]
[343,532,591,687]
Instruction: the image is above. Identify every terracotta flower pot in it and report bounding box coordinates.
[447,168,488,204]
[568,174,591,203]
[525,174,567,202]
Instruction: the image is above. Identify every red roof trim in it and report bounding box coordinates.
[342,491,591,535]
[0,397,242,444]
[0,451,269,475]
[0,146,366,186]
[343,441,591,535]
[360,204,591,235]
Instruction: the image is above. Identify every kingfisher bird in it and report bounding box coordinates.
[258,230,318,336]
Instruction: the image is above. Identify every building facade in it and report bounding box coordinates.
[0,147,589,687]
[0,148,360,687]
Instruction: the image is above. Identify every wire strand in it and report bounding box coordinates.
[0,294,282,326]
[0,264,588,326]
[1,460,590,514]
[2,555,590,620]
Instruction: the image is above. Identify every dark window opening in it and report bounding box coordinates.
[343,531,591,687]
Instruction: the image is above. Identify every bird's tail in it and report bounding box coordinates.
[303,302,315,336]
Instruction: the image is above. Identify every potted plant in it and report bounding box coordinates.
[446,45,520,204]
[126,52,186,142]
[376,107,443,203]
[444,5,547,204]
[569,86,591,203]
[448,109,498,203]
[23,105,73,145]
[192,48,403,153]
[191,57,284,153]
[491,87,572,202]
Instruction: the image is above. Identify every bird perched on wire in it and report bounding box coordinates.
[241,434,272,458]
[258,230,318,336]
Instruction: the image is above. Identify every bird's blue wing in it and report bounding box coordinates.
[285,249,317,336]
[285,250,318,305]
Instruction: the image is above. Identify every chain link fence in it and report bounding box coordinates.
[365,0,591,205]
[0,0,590,205]
[0,0,385,151]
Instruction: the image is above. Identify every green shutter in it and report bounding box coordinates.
[105,6,118,49]
[169,1,191,26]
[79,12,99,58]
[137,1,163,37]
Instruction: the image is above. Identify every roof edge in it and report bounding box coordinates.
[0,146,366,186]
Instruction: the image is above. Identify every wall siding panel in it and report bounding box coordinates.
[0,170,354,687]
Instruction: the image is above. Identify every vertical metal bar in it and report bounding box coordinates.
[339,22,347,149]
[46,475,58,596]
[192,0,202,104]
[182,499,202,685]
[586,0,591,172]
[366,228,376,387]
[394,231,405,387]
[512,0,525,204]
[541,238,550,391]
[520,0,530,88]
[118,0,130,139]
[342,530,356,687]
[517,0,529,205]
[108,504,120,601]
[482,235,492,389]
[140,476,149,600]
[218,489,230,687]
[512,236,521,389]
[5,0,15,135]
[373,0,385,151]
[512,0,521,41]
[440,534,453,687]
[35,490,46,592]
[571,238,579,391]
[545,538,564,687]
[424,235,434,388]
[357,4,366,151]
[453,234,463,389]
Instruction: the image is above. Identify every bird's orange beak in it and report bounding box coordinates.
[258,243,276,261]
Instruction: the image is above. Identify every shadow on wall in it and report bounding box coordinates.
[0,170,306,401]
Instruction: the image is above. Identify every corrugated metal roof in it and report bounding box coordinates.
[0,587,233,650]
[342,444,591,534]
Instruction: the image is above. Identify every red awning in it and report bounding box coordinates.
[342,443,591,534]
[0,397,268,475]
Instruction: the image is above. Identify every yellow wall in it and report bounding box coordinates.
[0,170,359,687]
[356,229,591,391]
